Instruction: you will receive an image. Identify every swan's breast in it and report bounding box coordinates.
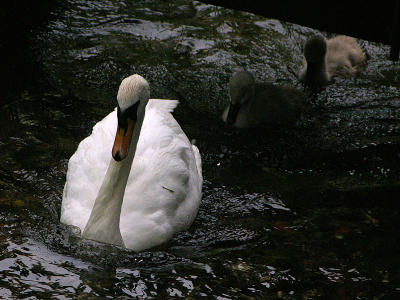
[61,110,118,231]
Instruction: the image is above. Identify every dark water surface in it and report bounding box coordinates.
[1,0,400,299]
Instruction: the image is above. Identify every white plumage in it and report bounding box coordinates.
[61,75,202,251]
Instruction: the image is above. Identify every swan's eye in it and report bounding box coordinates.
[117,102,140,129]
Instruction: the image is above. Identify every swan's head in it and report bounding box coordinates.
[226,71,255,125]
[112,74,150,161]
[304,36,327,63]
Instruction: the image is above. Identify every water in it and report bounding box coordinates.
[1,0,399,298]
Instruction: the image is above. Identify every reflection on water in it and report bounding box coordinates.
[1,0,400,298]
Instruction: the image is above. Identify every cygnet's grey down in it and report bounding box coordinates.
[221,71,307,129]
[299,35,368,86]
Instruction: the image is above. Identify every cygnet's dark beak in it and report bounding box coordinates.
[226,103,241,125]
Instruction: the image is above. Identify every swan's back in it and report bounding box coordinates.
[229,83,307,128]
[254,83,307,125]
[61,99,202,251]
[326,35,367,77]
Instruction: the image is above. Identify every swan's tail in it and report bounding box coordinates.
[191,142,202,181]
[148,99,179,112]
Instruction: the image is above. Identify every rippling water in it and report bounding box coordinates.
[1,0,399,298]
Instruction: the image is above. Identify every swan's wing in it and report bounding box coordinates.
[61,110,117,231]
[132,99,181,158]
[120,100,202,251]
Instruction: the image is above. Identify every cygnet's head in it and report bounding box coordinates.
[229,71,255,105]
[112,74,150,162]
[226,71,255,125]
[303,36,327,63]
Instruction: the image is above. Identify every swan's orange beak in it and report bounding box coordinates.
[112,119,135,161]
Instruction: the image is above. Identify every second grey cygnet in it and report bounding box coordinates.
[299,35,368,87]
[222,71,307,129]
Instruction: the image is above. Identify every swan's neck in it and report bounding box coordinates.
[306,59,329,84]
[81,152,134,247]
[82,101,147,247]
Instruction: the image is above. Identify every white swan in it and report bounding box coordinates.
[61,74,202,251]
[299,35,368,86]
[222,71,307,128]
